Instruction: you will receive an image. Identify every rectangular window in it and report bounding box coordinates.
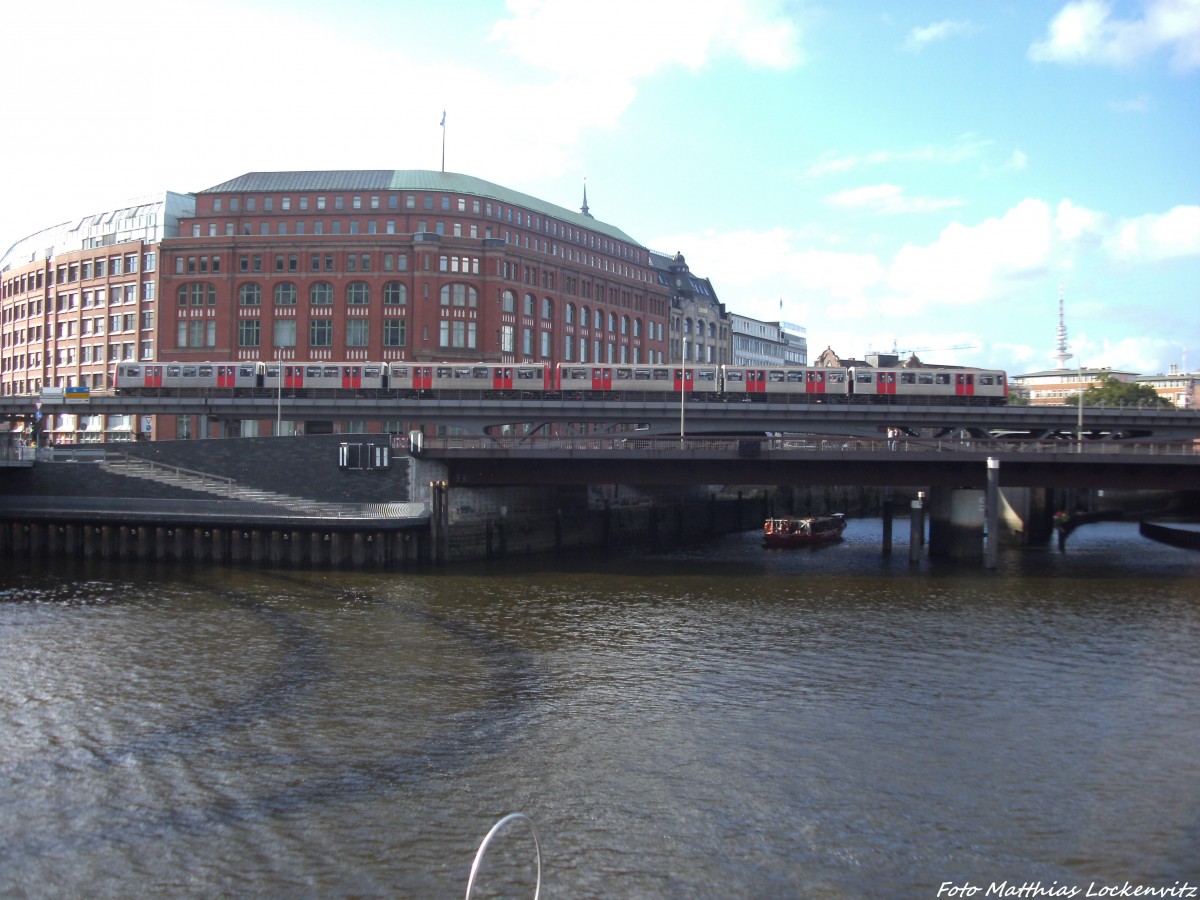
[274,319,297,348]
[383,318,406,347]
[310,318,332,347]
[238,320,260,348]
[346,319,369,347]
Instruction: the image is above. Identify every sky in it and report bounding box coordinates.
[1,0,1197,377]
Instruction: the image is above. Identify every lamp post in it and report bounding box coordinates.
[276,349,283,436]
[1077,361,1084,452]
[680,336,687,442]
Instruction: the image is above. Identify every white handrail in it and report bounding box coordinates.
[464,812,541,900]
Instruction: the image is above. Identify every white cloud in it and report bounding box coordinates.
[806,135,992,177]
[888,199,1057,305]
[1029,0,1200,71]
[904,19,975,52]
[825,184,964,216]
[490,0,805,79]
[1106,205,1200,261]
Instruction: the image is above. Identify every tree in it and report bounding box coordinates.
[1066,373,1171,408]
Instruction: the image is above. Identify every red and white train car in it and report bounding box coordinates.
[115,362,263,391]
[558,365,720,396]
[262,363,387,392]
[847,367,1007,404]
[388,363,556,393]
[721,367,850,399]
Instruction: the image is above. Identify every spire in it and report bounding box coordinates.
[1053,283,1073,369]
[580,178,592,218]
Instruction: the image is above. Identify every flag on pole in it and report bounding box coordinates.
[440,110,446,127]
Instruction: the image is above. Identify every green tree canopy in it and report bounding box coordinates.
[1066,373,1170,407]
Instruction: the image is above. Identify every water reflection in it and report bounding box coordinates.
[1,521,1198,897]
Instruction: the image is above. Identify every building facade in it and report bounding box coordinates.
[651,251,730,366]
[1136,365,1199,408]
[3,171,682,440]
[1010,367,1138,406]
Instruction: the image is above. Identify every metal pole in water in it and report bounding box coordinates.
[985,457,1000,569]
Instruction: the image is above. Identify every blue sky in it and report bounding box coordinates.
[2,0,1197,376]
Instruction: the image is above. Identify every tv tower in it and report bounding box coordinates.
[1052,284,1073,369]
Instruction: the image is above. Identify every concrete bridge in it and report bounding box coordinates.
[4,393,1200,441]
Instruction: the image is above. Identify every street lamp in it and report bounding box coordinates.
[1077,360,1084,451]
[680,336,687,441]
[276,348,283,436]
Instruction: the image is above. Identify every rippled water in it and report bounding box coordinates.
[2,521,1198,898]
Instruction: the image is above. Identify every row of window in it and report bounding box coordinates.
[207,192,642,264]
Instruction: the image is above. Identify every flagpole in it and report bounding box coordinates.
[440,110,446,173]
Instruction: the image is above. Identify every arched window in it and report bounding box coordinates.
[542,297,553,319]
[594,309,603,329]
[347,281,370,305]
[310,282,333,306]
[608,312,617,332]
[565,302,575,325]
[684,317,692,336]
[633,317,642,338]
[177,283,215,306]
[440,283,478,307]
[581,306,590,328]
[523,293,535,316]
[695,319,704,336]
[384,282,407,305]
[708,322,717,338]
[238,283,261,306]
[501,289,516,313]
[621,315,629,335]
[274,282,297,305]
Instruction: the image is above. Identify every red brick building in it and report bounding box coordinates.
[3,171,677,440]
[161,170,669,372]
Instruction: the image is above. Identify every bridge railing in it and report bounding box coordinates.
[421,435,1199,457]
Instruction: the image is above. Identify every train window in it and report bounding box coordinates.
[198,366,213,377]
[633,369,651,380]
[615,369,632,380]
[392,366,409,378]
[125,365,140,376]
[698,370,716,382]
[323,367,338,377]
[919,373,934,384]
[472,367,488,378]
[453,368,471,378]
[436,367,452,377]
[238,366,256,377]
[769,371,785,382]
[568,368,588,379]
[652,369,668,381]
[935,374,951,384]
[167,366,181,376]
[365,366,381,378]
[726,370,743,382]
[856,372,874,384]
[828,372,845,383]
[787,371,804,383]
[182,367,197,377]
[979,375,995,385]
[901,373,916,384]
[517,368,538,380]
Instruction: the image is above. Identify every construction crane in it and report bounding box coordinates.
[891,340,978,357]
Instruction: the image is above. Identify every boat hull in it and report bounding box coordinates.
[762,514,846,548]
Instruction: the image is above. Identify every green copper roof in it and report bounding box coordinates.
[199,170,640,246]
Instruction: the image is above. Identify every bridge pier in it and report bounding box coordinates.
[927,487,985,562]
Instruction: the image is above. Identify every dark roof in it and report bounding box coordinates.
[199,170,640,246]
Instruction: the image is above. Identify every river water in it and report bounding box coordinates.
[2,521,1198,899]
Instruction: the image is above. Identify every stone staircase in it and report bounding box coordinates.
[100,454,412,519]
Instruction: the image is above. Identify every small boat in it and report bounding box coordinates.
[763,513,846,547]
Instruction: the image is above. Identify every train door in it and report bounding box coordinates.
[806,370,826,395]
[413,366,433,390]
[341,365,362,389]
[746,369,767,394]
[144,365,164,388]
[877,372,897,396]
[492,366,514,391]
[956,373,975,397]
[674,367,695,392]
[591,367,613,391]
[284,365,305,389]
[216,365,237,388]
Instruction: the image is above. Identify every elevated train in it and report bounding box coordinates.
[115,361,1008,404]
